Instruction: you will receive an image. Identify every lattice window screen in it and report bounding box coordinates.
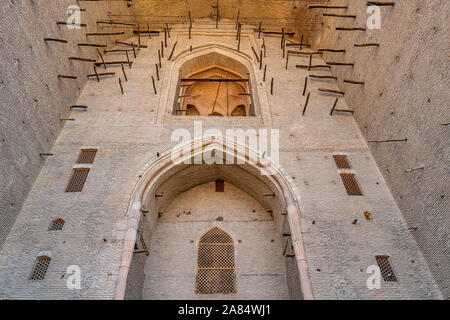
[340,173,363,196]
[76,149,97,164]
[65,168,90,192]
[30,256,51,280]
[49,218,65,231]
[196,227,236,294]
[376,256,398,282]
[333,155,351,169]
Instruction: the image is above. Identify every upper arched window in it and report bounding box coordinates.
[196,227,236,294]
[231,105,246,116]
[185,104,200,115]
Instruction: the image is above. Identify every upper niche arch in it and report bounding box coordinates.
[180,66,251,116]
[176,52,253,116]
[157,44,270,124]
[114,136,314,300]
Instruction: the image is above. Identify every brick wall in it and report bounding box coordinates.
[0,18,442,299]
[316,0,449,298]
[0,0,133,251]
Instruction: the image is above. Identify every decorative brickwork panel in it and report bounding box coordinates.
[65,168,90,192]
[196,227,236,294]
[76,149,97,164]
[376,256,398,282]
[333,155,351,169]
[340,173,362,196]
[30,256,51,280]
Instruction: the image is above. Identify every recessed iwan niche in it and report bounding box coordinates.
[178,66,252,117]
[174,52,255,117]
[158,47,269,122]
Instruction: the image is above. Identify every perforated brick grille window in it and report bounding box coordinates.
[30,256,51,280]
[333,155,351,169]
[65,168,90,192]
[76,149,97,164]
[376,256,398,282]
[49,218,65,231]
[340,173,363,196]
[196,227,236,294]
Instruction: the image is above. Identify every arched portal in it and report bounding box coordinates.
[114,136,314,300]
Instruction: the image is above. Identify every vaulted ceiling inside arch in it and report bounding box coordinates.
[119,0,330,42]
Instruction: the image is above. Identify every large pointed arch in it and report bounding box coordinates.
[113,136,314,300]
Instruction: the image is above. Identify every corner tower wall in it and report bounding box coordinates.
[316,0,449,298]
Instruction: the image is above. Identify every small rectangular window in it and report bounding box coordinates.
[76,149,97,164]
[30,256,51,280]
[340,173,363,196]
[216,180,224,192]
[333,155,351,169]
[376,256,398,282]
[65,168,90,192]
